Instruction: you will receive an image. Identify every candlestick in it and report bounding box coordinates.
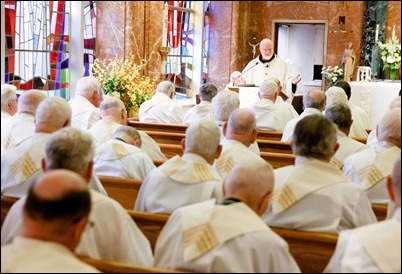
[375,24,379,42]
[392,25,396,40]
[162,3,168,46]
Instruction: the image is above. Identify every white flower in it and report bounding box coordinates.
[378,37,401,70]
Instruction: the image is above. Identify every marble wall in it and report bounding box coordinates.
[96,1,401,91]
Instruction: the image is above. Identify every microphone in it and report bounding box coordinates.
[233,61,259,86]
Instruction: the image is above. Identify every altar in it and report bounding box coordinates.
[349,81,400,129]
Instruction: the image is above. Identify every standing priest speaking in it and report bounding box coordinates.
[241,38,301,102]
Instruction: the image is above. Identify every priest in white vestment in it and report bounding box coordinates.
[183,83,217,125]
[94,125,155,180]
[211,89,260,155]
[69,76,103,130]
[139,80,185,124]
[324,103,367,169]
[1,84,18,121]
[2,127,153,266]
[88,97,166,161]
[154,162,301,273]
[1,90,46,155]
[325,155,401,273]
[281,89,326,142]
[343,108,401,204]
[134,120,223,214]
[263,115,377,234]
[213,109,266,180]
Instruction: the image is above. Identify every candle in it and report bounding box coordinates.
[162,3,168,46]
[392,25,396,40]
[375,24,379,42]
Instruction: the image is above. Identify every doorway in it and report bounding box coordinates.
[272,20,328,94]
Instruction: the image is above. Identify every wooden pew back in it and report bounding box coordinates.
[372,203,387,221]
[98,176,142,209]
[1,195,19,227]
[79,256,185,273]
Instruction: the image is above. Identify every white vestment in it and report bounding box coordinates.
[139,92,185,124]
[329,131,368,169]
[154,199,301,273]
[342,141,400,204]
[366,128,378,147]
[281,108,323,142]
[324,208,401,273]
[275,96,299,130]
[246,98,283,131]
[1,132,106,197]
[88,119,166,161]
[69,95,100,130]
[242,55,294,102]
[213,139,266,180]
[1,237,100,273]
[134,153,223,213]
[348,101,371,137]
[262,157,377,234]
[94,138,155,180]
[183,101,214,125]
[1,110,12,121]
[1,190,154,266]
[1,113,35,155]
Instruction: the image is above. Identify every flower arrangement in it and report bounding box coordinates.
[321,66,344,86]
[92,55,157,111]
[378,37,401,71]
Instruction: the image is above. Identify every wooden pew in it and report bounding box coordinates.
[271,227,337,273]
[159,143,183,158]
[98,176,142,209]
[144,131,185,145]
[258,139,293,154]
[1,195,19,227]
[127,210,169,251]
[256,130,283,141]
[79,256,185,273]
[372,203,387,221]
[129,120,188,134]
[260,152,295,168]
[127,210,337,273]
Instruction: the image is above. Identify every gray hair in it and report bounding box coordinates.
[1,84,17,109]
[35,97,71,128]
[227,108,256,134]
[114,125,141,142]
[45,127,95,174]
[17,90,46,115]
[259,80,278,97]
[325,86,347,106]
[324,102,352,130]
[211,90,240,122]
[303,89,326,109]
[224,162,274,215]
[199,83,218,102]
[293,114,338,159]
[157,81,175,96]
[76,76,102,98]
[185,120,221,158]
[389,96,401,109]
[377,108,401,144]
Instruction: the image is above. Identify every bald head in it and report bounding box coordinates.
[224,162,274,216]
[32,170,88,200]
[303,89,326,111]
[22,170,91,250]
[99,97,127,124]
[17,90,46,115]
[389,96,401,109]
